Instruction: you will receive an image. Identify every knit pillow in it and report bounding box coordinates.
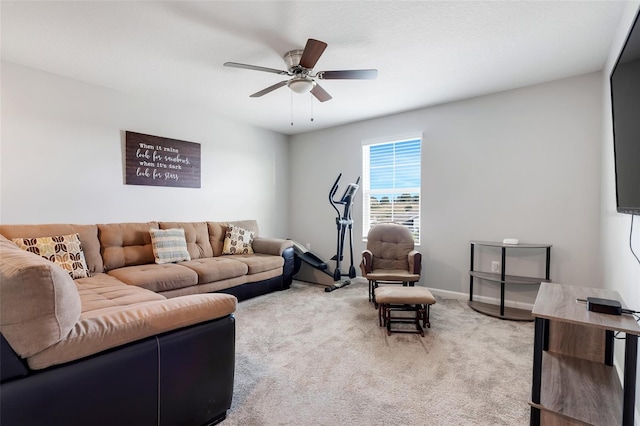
[149,228,191,264]
[222,225,254,254]
[12,233,91,279]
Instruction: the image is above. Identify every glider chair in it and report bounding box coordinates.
[360,223,422,304]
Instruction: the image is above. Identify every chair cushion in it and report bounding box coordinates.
[375,286,436,305]
[366,223,415,271]
[367,269,420,283]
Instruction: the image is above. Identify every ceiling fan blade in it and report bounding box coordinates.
[250,80,288,98]
[310,84,332,102]
[224,62,289,75]
[317,69,378,80]
[299,39,328,69]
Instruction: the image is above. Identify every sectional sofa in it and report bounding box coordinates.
[0,220,294,426]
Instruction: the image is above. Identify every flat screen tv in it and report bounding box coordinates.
[610,8,640,215]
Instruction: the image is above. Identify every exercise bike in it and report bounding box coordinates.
[325,173,359,292]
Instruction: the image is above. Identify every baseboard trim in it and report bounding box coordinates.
[353,278,534,311]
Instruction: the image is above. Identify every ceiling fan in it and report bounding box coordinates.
[223,38,377,102]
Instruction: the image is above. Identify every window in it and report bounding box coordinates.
[362,136,421,244]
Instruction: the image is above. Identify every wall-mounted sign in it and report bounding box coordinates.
[125,131,201,188]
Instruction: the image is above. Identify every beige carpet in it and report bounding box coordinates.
[222,281,534,425]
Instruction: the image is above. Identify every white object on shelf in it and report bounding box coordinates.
[503,238,519,245]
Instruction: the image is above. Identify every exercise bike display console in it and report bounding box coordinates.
[325,173,359,292]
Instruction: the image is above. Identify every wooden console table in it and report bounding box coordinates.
[530,282,639,425]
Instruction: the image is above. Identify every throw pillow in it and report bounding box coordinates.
[149,228,191,264]
[222,225,254,255]
[12,233,91,279]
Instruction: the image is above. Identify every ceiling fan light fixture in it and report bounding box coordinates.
[288,77,316,94]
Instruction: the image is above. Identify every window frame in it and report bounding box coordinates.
[362,134,422,245]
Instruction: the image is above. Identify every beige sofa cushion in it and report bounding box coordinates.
[107,263,198,293]
[0,224,104,273]
[27,292,238,370]
[75,273,166,316]
[159,222,213,259]
[99,222,158,270]
[0,235,81,358]
[226,253,284,275]
[179,257,248,284]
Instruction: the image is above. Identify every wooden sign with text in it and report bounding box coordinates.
[125,131,201,188]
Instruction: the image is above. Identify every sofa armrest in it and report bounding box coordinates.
[408,250,422,275]
[252,237,293,256]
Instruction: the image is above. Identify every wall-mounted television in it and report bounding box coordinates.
[610,8,640,215]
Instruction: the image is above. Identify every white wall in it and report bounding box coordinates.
[290,72,603,304]
[0,62,290,238]
[600,1,640,420]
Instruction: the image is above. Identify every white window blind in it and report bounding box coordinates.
[362,136,421,244]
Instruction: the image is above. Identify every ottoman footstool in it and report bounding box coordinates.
[375,286,436,337]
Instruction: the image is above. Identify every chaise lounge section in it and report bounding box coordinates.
[0,220,294,425]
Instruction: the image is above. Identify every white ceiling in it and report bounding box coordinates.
[0,1,627,135]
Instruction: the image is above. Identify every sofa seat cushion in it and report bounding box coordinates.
[26,293,238,370]
[107,263,198,293]
[75,273,166,317]
[179,257,248,284]
[225,254,284,275]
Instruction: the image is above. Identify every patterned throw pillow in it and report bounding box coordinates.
[149,228,191,264]
[12,233,91,279]
[222,225,254,255]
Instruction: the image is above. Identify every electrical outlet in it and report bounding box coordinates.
[491,261,500,273]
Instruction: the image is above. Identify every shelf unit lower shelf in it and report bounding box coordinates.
[469,241,552,322]
[467,300,533,321]
[530,282,640,426]
[528,351,623,425]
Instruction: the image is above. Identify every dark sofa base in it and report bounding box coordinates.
[220,275,284,301]
[0,316,235,426]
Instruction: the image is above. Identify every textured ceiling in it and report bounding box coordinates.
[0,1,627,135]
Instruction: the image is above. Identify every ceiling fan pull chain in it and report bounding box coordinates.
[310,94,314,122]
[290,90,294,126]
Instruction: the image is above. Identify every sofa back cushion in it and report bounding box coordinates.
[0,224,104,273]
[207,220,259,257]
[0,234,81,358]
[159,222,213,260]
[98,222,158,271]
